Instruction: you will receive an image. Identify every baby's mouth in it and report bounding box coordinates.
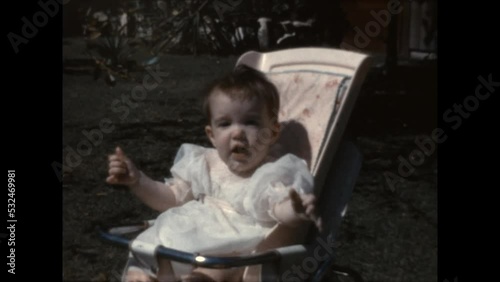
[231,146,249,160]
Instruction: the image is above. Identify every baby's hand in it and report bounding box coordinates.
[289,189,323,232]
[106,147,141,186]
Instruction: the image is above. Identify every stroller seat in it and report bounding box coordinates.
[98,47,372,282]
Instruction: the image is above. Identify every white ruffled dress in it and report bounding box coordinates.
[129,143,314,278]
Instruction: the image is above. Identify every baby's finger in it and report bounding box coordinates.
[106,175,118,184]
[116,146,126,158]
[108,154,120,162]
[109,160,128,170]
[115,147,137,172]
[108,166,128,176]
[305,204,315,216]
[289,189,300,201]
[289,189,305,213]
[108,147,127,163]
[301,194,316,206]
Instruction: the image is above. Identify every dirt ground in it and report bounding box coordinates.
[62,38,437,282]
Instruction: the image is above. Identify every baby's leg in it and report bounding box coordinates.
[180,270,216,282]
[156,258,177,282]
[181,268,244,282]
[125,266,156,282]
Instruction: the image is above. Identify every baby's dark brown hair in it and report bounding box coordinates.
[202,65,280,123]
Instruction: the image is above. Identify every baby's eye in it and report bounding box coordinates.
[217,121,230,127]
[245,120,260,126]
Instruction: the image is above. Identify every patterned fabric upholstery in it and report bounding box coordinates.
[267,71,351,173]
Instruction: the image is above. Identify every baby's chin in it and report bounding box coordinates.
[226,160,258,178]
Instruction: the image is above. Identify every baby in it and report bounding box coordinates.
[107,65,321,281]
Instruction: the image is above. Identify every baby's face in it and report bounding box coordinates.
[205,91,279,177]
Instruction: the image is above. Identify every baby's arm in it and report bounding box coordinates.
[272,189,322,231]
[107,147,180,212]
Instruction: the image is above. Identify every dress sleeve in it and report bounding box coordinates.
[166,144,210,204]
[243,154,314,224]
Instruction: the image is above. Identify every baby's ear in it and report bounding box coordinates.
[205,125,216,147]
[271,122,281,144]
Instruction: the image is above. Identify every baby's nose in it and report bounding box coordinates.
[232,125,246,140]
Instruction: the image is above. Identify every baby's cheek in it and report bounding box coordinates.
[248,127,264,141]
[257,127,276,145]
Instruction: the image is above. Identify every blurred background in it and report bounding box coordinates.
[63,0,438,131]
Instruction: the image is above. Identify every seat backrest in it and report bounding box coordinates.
[236,48,372,281]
